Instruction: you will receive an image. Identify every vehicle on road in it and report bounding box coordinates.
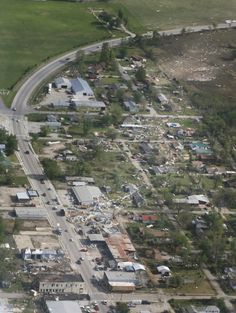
[12,107,16,111]
[76,259,81,264]
[80,247,88,252]
[25,150,30,154]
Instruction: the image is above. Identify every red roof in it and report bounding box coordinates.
[142,215,158,222]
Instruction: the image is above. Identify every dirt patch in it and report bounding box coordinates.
[157,29,236,87]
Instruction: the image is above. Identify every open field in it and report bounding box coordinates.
[114,0,236,32]
[0,0,112,91]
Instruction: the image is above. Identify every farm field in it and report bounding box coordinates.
[115,0,236,32]
[0,0,112,91]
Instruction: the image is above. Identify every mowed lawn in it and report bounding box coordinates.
[115,0,236,32]
[0,0,111,90]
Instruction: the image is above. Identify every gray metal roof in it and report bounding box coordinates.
[104,271,136,283]
[46,301,82,313]
[15,208,47,219]
[71,77,94,96]
[88,233,105,242]
[72,185,101,205]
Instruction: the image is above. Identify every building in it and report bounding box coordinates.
[45,301,82,313]
[0,144,6,152]
[151,165,175,175]
[117,262,145,272]
[103,271,137,292]
[70,99,105,110]
[132,191,144,207]
[71,77,94,98]
[185,305,220,313]
[157,265,171,276]
[16,192,30,202]
[157,93,168,104]
[139,142,153,155]
[174,194,209,205]
[141,215,158,224]
[72,185,102,206]
[21,248,64,260]
[54,77,71,89]
[15,208,47,220]
[105,233,136,262]
[123,100,139,113]
[38,274,85,295]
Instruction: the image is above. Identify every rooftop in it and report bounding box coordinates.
[46,301,82,313]
[40,273,84,283]
[104,271,136,283]
[72,185,102,205]
[71,77,94,96]
[106,233,135,261]
[15,208,47,219]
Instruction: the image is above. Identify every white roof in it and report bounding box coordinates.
[46,301,82,313]
[118,262,145,271]
[157,265,171,273]
[16,192,30,200]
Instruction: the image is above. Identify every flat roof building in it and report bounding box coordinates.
[15,208,47,220]
[72,185,102,206]
[39,273,85,295]
[45,301,82,313]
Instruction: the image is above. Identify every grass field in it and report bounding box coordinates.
[0,0,112,91]
[115,0,236,32]
[0,0,235,101]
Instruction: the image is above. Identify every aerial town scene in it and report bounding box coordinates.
[0,1,236,313]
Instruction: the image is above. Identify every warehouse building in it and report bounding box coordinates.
[103,271,137,292]
[15,208,47,220]
[45,301,82,313]
[72,185,102,206]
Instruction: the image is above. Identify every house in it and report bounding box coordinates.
[54,77,71,89]
[103,271,137,292]
[132,191,144,207]
[151,165,175,175]
[0,144,6,152]
[72,185,102,206]
[44,300,82,313]
[139,142,153,155]
[71,77,94,98]
[123,100,139,113]
[185,305,220,313]
[224,267,236,290]
[38,273,85,295]
[157,93,168,105]
[141,215,158,224]
[189,142,213,160]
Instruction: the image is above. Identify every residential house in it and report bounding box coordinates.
[151,165,175,175]
[157,93,168,105]
[123,100,139,113]
[141,215,158,224]
[132,191,144,207]
[139,142,153,155]
[38,273,85,295]
[54,77,71,89]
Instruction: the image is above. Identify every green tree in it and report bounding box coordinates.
[40,125,50,137]
[135,67,146,82]
[116,302,130,313]
[100,42,110,64]
[106,128,118,141]
[42,158,62,179]
[110,105,123,125]
[5,134,17,155]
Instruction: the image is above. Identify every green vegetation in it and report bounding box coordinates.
[0,0,112,91]
[42,158,62,179]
